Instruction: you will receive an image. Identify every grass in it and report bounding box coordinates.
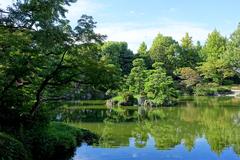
[61,105,107,110]
[229,85,240,90]
[0,122,98,160]
[112,95,124,101]
[0,132,30,160]
[194,84,232,96]
[26,122,98,160]
[112,95,140,101]
[57,100,106,110]
[63,100,106,105]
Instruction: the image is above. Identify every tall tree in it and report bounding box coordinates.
[201,30,227,59]
[226,23,240,77]
[149,33,180,75]
[0,0,111,125]
[198,30,234,84]
[101,41,134,75]
[144,62,178,105]
[138,42,148,56]
[126,58,146,94]
[135,42,152,69]
[179,33,201,68]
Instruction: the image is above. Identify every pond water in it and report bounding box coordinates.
[56,97,240,160]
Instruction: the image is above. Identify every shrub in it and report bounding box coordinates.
[194,84,231,96]
[194,84,215,96]
[0,132,30,160]
[216,87,232,94]
[24,122,98,160]
[177,67,201,87]
[122,92,135,102]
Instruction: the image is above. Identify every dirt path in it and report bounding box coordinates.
[228,90,240,97]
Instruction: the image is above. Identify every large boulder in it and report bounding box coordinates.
[144,100,155,108]
[106,100,118,108]
[138,96,147,106]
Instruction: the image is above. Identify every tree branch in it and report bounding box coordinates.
[30,50,68,116]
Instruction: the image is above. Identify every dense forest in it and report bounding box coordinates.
[1,0,240,160]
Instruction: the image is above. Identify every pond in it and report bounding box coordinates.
[55,97,240,160]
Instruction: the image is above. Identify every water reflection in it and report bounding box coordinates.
[61,97,240,160]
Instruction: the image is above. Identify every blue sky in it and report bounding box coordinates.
[1,0,240,52]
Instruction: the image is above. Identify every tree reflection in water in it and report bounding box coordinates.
[58,97,240,157]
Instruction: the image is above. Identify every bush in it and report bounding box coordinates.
[216,87,232,94]
[24,122,98,160]
[123,92,135,102]
[194,84,215,96]
[113,92,138,106]
[0,132,30,160]
[194,84,231,96]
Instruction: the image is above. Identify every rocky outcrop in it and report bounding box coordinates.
[106,100,119,108]
[117,101,136,107]
[138,96,147,106]
[144,100,155,108]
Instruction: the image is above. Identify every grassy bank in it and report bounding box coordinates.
[0,122,98,160]
[0,132,30,160]
[194,84,232,96]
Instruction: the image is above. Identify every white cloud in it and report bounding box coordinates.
[66,0,105,25]
[96,20,211,52]
[0,0,14,9]
[0,0,104,25]
[0,0,103,14]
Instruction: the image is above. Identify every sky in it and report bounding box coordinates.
[1,0,240,52]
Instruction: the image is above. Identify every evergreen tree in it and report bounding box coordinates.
[179,33,201,68]
[144,62,178,105]
[126,58,146,94]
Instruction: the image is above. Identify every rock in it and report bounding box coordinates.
[138,96,147,106]
[106,100,118,108]
[144,100,155,108]
[86,93,92,100]
[94,91,105,99]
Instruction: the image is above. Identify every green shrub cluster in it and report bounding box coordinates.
[0,132,30,160]
[194,83,231,96]
[23,122,98,160]
[0,122,98,160]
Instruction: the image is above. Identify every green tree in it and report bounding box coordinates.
[179,33,201,68]
[126,58,146,94]
[0,0,112,126]
[101,41,134,75]
[144,62,178,105]
[202,30,227,59]
[226,23,240,78]
[138,42,148,56]
[135,42,153,69]
[198,30,234,84]
[177,67,201,93]
[149,34,180,75]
